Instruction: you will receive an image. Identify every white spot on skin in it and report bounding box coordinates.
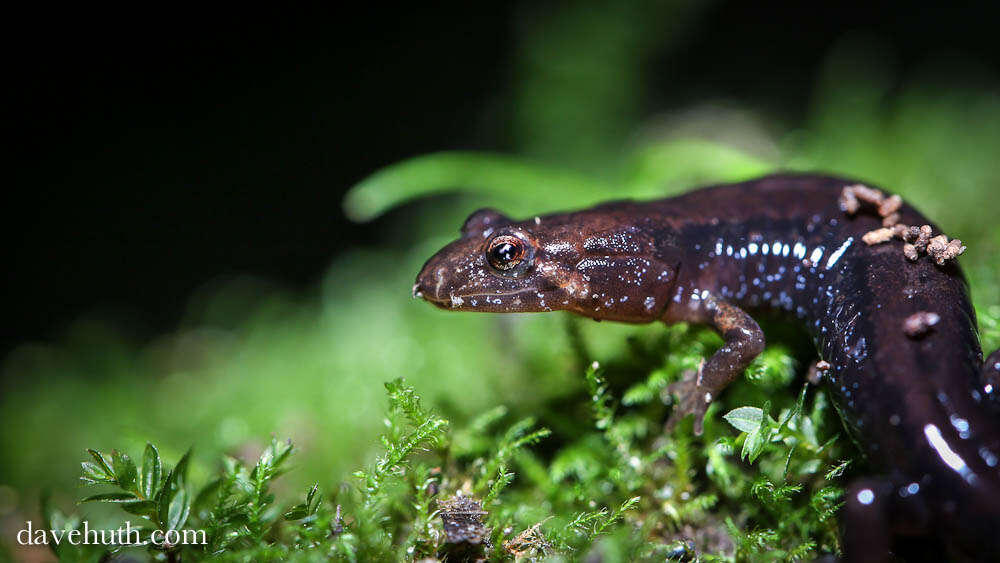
[826,237,854,270]
[564,276,588,297]
[450,295,464,307]
[644,296,656,311]
[950,415,971,439]
[856,488,875,505]
[435,267,446,298]
[810,247,824,264]
[544,241,574,255]
[980,447,999,467]
[793,242,806,259]
[900,482,920,497]
[703,392,712,403]
[924,423,978,484]
[534,216,541,225]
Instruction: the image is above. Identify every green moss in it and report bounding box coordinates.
[48,323,853,561]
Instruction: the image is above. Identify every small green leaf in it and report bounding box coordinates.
[811,486,845,522]
[284,504,309,520]
[817,435,839,455]
[142,443,162,499]
[723,406,764,433]
[781,444,796,481]
[112,450,137,493]
[741,402,774,463]
[777,383,809,434]
[273,439,294,468]
[87,449,114,476]
[825,459,852,480]
[80,461,113,484]
[484,464,515,504]
[593,496,641,536]
[305,484,320,514]
[166,487,190,531]
[584,362,614,430]
[121,500,158,518]
[81,492,139,503]
[157,449,191,528]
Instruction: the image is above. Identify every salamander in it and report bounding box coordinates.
[412,173,1000,561]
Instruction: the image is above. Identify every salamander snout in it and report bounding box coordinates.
[412,262,450,306]
[413,236,489,309]
[412,249,451,306]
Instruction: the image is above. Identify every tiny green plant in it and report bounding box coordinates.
[46,330,851,562]
[64,437,316,561]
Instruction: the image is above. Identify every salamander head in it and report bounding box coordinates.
[413,209,582,313]
[413,207,678,321]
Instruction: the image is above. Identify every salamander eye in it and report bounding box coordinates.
[486,235,527,272]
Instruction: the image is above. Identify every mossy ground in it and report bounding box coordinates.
[19,303,1000,561]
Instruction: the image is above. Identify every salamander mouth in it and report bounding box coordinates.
[413,284,545,310]
[414,255,552,311]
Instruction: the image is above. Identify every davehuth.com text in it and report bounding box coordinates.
[16,520,207,547]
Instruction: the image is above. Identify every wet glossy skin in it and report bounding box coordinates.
[414,174,1000,561]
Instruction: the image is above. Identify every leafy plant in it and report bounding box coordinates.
[44,344,853,562]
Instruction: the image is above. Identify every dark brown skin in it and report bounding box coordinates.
[414,174,1000,561]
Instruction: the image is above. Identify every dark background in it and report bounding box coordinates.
[5,2,998,352]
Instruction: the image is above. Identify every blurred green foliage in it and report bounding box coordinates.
[2,2,998,561]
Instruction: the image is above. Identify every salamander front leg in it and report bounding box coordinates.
[664,295,765,435]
